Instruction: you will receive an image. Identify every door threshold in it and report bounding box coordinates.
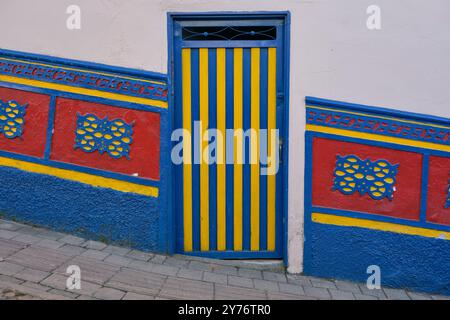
[173,254,284,272]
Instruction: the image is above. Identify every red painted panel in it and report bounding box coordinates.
[51,98,160,180]
[427,155,450,226]
[0,86,50,158]
[312,137,422,220]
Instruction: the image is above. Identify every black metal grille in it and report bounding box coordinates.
[182,26,277,41]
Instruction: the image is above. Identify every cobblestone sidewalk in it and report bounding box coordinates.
[0,219,448,300]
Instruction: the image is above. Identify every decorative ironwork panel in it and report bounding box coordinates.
[182,26,277,41]
[0,99,26,139]
[74,113,133,159]
[333,155,398,200]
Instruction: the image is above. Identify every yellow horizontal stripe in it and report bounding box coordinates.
[306,124,450,153]
[312,213,450,240]
[0,57,166,85]
[0,156,158,197]
[0,75,167,109]
[307,105,450,131]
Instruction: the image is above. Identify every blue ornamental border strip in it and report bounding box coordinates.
[306,105,450,147]
[0,55,168,102]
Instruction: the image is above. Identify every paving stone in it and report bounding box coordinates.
[0,261,26,276]
[7,246,71,272]
[358,284,387,299]
[37,230,65,241]
[93,287,126,300]
[103,245,131,256]
[383,288,411,300]
[106,268,165,296]
[432,294,450,300]
[212,265,238,276]
[122,292,155,300]
[0,238,27,259]
[41,273,102,296]
[59,235,86,246]
[0,230,18,240]
[160,277,213,300]
[49,288,79,299]
[253,279,279,291]
[0,280,69,300]
[203,271,228,284]
[12,234,42,244]
[354,293,379,300]
[279,283,305,295]
[34,239,64,250]
[263,271,287,282]
[407,291,433,300]
[77,295,98,300]
[83,240,107,251]
[227,275,254,288]
[14,268,50,283]
[334,280,362,294]
[286,274,312,287]
[311,278,337,289]
[176,268,204,281]
[303,286,331,299]
[104,254,133,267]
[15,227,43,237]
[188,261,214,272]
[0,221,22,231]
[0,274,25,285]
[128,259,154,273]
[268,291,316,300]
[126,250,154,261]
[150,254,167,264]
[55,256,120,285]
[163,257,190,268]
[80,249,110,261]
[215,284,266,300]
[329,289,356,300]
[57,245,87,257]
[238,268,263,279]
[151,263,179,276]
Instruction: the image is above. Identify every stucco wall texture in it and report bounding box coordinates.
[0,0,449,273]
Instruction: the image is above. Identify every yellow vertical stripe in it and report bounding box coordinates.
[182,49,193,252]
[250,48,260,251]
[199,48,209,251]
[233,48,243,251]
[216,48,226,251]
[267,48,277,251]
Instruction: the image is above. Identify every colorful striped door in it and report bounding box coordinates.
[173,20,284,258]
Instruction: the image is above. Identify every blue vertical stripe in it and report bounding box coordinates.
[225,48,235,251]
[242,48,251,251]
[44,96,57,160]
[208,48,218,251]
[275,45,283,254]
[191,48,201,252]
[259,48,268,251]
[175,45,184,250]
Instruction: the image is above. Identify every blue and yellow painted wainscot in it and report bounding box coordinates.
[304,96,450,295]
[0,49,171,252]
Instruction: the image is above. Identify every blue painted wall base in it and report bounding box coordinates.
[0,166,161,252]
[304,222,450,295]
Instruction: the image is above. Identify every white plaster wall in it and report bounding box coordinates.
[1,0,449,273]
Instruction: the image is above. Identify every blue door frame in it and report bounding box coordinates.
[167,12,290,263]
